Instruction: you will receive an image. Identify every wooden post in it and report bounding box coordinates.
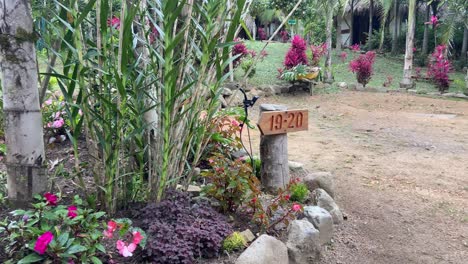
[259,104,289,192]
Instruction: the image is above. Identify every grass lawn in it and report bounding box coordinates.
[235,40,467,94]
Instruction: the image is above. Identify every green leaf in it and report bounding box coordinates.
[95,243,106,253]
[90,256,103,264]
[18,253,44,264]
[58,232,69,247]
[66,244,87,254]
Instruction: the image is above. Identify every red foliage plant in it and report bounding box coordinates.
[280,30,289,42]
[258,27,267,41]
[349,51,376,87]
[310,43,327,66]
[427,45,452,92]
[284,35,308,69]
[232,39,249,67]
[339,51,348,63]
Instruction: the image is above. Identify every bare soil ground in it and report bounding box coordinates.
[245,90,468,264]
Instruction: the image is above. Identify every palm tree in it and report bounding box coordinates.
[0,0,47,206]
[391,0,400,55]
[400,0,416,89]
[368,0,375,46]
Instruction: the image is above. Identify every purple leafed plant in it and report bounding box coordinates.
[284,35,308,69]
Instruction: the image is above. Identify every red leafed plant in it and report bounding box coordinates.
[284,35,308,69]
[280,30,289,43]
[258,27,267,41]
[232,39,249,67]
[310,43,327,66]
[349,51,376,87]
[427,45,452,92]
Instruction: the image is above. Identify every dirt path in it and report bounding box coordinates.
[244,91,468,264]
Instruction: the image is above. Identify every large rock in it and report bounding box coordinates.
[227,91,244,107]
[235,234,288,264]
[286,219,321,264]
[222,87,233,96]
[312,189,343,224]
[304,206,333,245]
[288,161,304,173]
[303,172,335,198]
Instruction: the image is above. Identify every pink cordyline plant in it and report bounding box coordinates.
[350,43,360,52]
[349,51,376,87]
[427,45,452,92]
[284,35,308,69]
[340,51,348,63]
[258,27,267,41]
[310,43,327,66]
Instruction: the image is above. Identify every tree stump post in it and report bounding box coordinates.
[259,104,289,192]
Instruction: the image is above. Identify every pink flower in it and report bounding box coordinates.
[78,109,83,116]
[67,205,78,219]
[430,15,438,26]
[44,192,57,206]
[231,120,240,127]
[103,220,118,239]
[108,16,121,29]
[45,99,53,105]
[284,194,290,201]
[54,112,61,119]
[52,118,65,129]
[47,122,52,128]
[116,240,137,257]
[292,203,302,212]
[208,159,214,164]
[132,231,143,245]
[413,47,417,52]
[34,231,54,255]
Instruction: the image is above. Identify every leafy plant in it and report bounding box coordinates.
[310,43,327,66]
[135,190,232,264]
[202,153,260,213]
[241,50,268,78]
[284,35,308,68]
[223,232,246,252]
[258,27,267,41]
[280,30,289,43]
[279,64,307,82]
[349,51,376,87]
[248,178,304,232]
[289,182,309,203]
[0,194,107,264]
[427,45,452,92]
[42,96,72,142]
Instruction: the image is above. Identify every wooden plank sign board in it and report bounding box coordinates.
[258,109,309,135]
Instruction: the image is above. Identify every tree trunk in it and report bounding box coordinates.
[368,0,374,48]
[0,0,47,206]
[336,12,343,51]
[324,8,334,83]
[391,0,399,55]
[461,26,468,65]
[422,4,430,55]
[400,0,416,89]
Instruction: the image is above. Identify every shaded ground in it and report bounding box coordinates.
[244,90,468,264]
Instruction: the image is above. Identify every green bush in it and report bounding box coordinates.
[222,232,246,252]
[244,155,261,178]
[290,182,309,203]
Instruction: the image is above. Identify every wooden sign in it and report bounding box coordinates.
[257,109,308,135]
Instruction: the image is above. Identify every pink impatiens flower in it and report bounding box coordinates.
[44,99,53,105]
[132,231,143,245]
[34,231,54,255]
[52,118,65,129]
[44,192,57,206]
[103,220,118,239]
[292,203,302,212]
[430,15,438,26]
[231,120,240,127]
[67,205,78,219]
[116,240,137,257]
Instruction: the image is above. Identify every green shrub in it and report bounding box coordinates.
[290,182,309,203]
[223,232,246,252]
[244,155,261,178]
